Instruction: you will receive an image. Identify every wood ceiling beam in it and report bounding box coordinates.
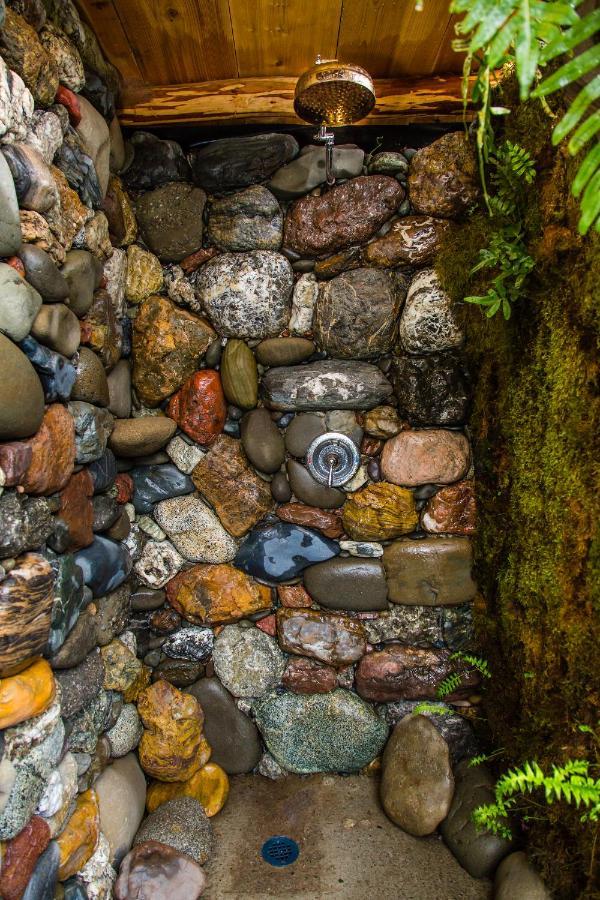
[117,74,475,127]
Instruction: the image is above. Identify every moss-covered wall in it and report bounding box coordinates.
[435,99,600,899]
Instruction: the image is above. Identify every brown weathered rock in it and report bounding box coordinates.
[381,429,470,487]
[0,442,32,485]
[20,210,66,264]
[0,814,50,900]
[277,608,366,667]
[165,563,271,625]
[342,483,418,541]
[276,503,344,539]
[125,244,163,303]
[380,714,454,835]
[383,536,477,606]
[356,645,479,702]
[191,434,272,537]
[80,288,122,371]
[109,417,177,458]
[115,840,207,900]
[277,584,313,608]
[58,468,94,551]
[47,166,90,252]
[20,404,76,495]
[0,9,58,107]
[313,246,363,280]
[283,176,404,257]
[314,267,406,359]
[361,406,405,439]
[408,132,479,219]
[422,480,476,534]
[102,176,137,247]
[0,553,53,677]
[363,216,452,267]
[282,656,337,694]
[137,679,210,782]
[132,296,216,407]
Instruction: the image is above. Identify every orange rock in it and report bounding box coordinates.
[342,482,418,541]
[58,469,94,551]
[165,563,271,626]
[166,369,226,446]
[276,584,313,608]
[137,680,210,782]
[56,789,100,880]
[20,405,76,495]
[146,762,229,817]
[0,659,55,729]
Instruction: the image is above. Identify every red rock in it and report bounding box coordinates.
[255,614,276,636]
[5,256,25,277]
[362,216,452,267]
[381,429,471,487]
[355,645,480,702]
[167,370,226,446]
[276,584,313,608]
[180,246,220,274]
[0,815,50,900]
[422,480,476,535]
[114,472,134,504]
[282,656,337,693]
[0,442,32,486]
[283,176,404,257]
[55,85,82,126]
[276,503,344,539]
[21,405,76,495]
[58,469,94,551]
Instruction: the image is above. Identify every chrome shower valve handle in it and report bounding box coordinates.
[305,432,360,488]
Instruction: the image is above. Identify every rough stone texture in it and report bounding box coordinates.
[125,244,163,303]
[277,583,313,609]
[165,563,271,626]
[303,557,388,612]
[422,480,477,534]
[381,429,470,487]
[189,133,298,193]
[254,689,388,774]
[277,608,366,667]
[68,401,114,465]
[355,645,479,702]
[263,360,393,411]
[55,788,99,880]
[342,482,418,541]
[165,434,206,475]
[186,677,262,774]
[315,267,406,359]
[207,185,282,251]
[134,797,213,865]
[195,250,292,339]
[383,536,476,606]
[363,216,452,267]
[408,132,479,218]
[0,814,50,900]
[137,680,207,783]
[276,503,343,539]
[234,520,339,583]
[166,370,226,445]
[115,840,206,900]
[393,351,470,426]
[440,760,514,878]
[398,269,464,354]
[283,176,403,257]
[381,714,454,835]
[191,434,273,537]
[282,656,337,694]
[20,403,75,495]
[95,753,146,867]
[494,852,551,900]
[0,493,53,558]
[212,624,285,698]
[0,9,58,107]
[154,494,238,563]
[134,540,184,589]
[363,603,475,652]
[122,131,191,191]
[135,182,206,262]
[269,145,365,199]
[132,296,216,407]
[289,272,317,335]
[0,335,44,440]
[102,176,137,247]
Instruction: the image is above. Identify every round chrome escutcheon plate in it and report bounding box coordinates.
[305,431,360,488]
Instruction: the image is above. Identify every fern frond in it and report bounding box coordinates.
[412,702,452,717]
[436,672,464,699]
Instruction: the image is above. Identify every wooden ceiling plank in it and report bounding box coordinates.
[111,0,238,85]
[434,13,466,73]
[337,0,462,77]
[228,0,343,78]
[117,73,476,125]
[75,0,144,83]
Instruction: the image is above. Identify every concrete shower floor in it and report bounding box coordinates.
[204,774,492,900]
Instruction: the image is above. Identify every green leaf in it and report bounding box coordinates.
[540,7,600,63]
[533,43,600,97]
[553,77,600,143]
[514,0,540,99]
[578,170,600,234]
[469,0,521,53]
[567,109,600,154]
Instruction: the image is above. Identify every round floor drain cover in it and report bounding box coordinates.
[261,836,299,867]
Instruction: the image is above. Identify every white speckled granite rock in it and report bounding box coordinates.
[154,494,238,563]
[213,624,285,698]
[134,539,184,589]
[289,272,317,335]
[398,268,464,354]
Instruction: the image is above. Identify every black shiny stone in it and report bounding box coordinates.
[131,464,194,514]
[54,130,102,209]
[88,449,117,493]
[122,131,191,191]
[73,536,132,598]
[81,67,115,120]
[19,336,76,402]
[234,521,340,583]
[21,841,60,900]
[92,494,120,532]
[393,351,469,426]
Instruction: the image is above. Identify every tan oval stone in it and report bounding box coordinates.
[220,339,258,410]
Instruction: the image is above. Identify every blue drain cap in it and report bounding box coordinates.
[261,835,300,867]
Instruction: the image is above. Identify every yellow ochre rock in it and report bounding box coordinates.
[0,659,55,729]
[56,789,100,880]
[146,762,229,817]
[342,482,418,541]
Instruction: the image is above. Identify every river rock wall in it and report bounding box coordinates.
[0,0,509,895]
